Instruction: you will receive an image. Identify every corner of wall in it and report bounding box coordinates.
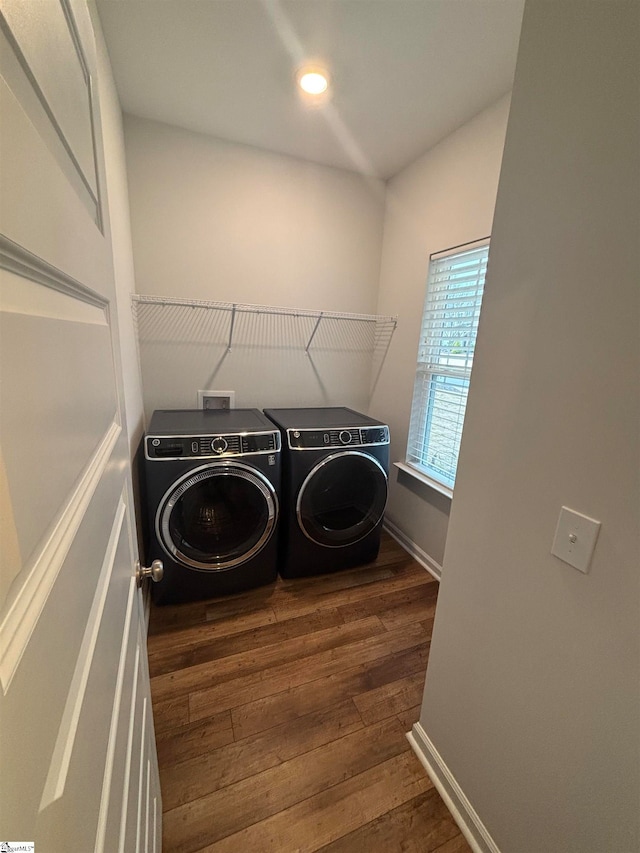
[370,95,511,567]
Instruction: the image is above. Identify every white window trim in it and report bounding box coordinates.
[405,237,490,493]
[394,461,453,499]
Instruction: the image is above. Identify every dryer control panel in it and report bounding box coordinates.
[145,430,280,460]
[287,425,389,450]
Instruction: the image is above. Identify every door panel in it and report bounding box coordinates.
[122,654,157,853]
[0,0,160,848]
[1,0,100,194]
[0,265,117,594]
[0,0,100,221]
[100,591,159,853]
[0,73,103,278]
[95,573,138,852]
[0,462,126,824]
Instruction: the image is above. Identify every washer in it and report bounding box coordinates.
[263,407,389,578]
[143,409,281,604]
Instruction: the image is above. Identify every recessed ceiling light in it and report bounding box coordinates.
[297,66,330,96]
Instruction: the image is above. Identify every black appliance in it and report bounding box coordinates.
[143,409,280,604]
[263,407,389,578]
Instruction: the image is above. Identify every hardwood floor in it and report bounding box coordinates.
[148,532,471,853]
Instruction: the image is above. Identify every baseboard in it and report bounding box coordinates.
[383,519,442,581]
[407,722,500,853]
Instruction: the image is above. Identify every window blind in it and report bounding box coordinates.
[407,241,489,489]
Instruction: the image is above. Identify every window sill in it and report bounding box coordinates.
[394,462,454,500]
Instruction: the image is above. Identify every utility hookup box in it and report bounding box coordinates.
[197,390,235,410]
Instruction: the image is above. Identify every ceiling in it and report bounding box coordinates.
[96,0,524,180]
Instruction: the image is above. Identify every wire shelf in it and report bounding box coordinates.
[132,295,397,414]
[132,295,396,354]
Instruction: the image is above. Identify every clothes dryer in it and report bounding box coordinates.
[263,407,389,578]
[143,409,280,604]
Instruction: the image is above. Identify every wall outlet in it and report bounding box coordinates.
[197,390,235,410]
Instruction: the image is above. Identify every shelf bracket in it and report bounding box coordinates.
[305,312,324,353]
[227,304,237,351]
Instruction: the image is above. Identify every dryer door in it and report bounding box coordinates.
[297,451,388,547]
[157,461,278,571]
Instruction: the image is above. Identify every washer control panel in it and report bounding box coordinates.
[145,430,280,460]
[288,425,389,450]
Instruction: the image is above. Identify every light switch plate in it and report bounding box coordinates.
[551,506,601,574]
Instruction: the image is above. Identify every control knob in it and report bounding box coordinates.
[211,436,228,454]
[339,430,352,445]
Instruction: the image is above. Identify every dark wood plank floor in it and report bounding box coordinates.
[148,532,472,853]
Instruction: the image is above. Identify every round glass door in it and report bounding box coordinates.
[296,451,388,547]
[157,462,277,571]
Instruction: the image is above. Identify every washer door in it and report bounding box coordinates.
[296,451,388,548]
[156,462,278,571]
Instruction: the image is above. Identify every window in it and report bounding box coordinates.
[406,239,489,491]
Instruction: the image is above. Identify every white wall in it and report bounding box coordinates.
[124,115,386,311]
[371,96,511,566]
[123,115,386,418]
[416,2,639,851]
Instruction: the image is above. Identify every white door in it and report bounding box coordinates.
[0,0,161,850]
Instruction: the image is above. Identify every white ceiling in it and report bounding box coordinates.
[96,0,524,179]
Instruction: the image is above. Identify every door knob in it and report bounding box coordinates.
[136,559,164,587]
